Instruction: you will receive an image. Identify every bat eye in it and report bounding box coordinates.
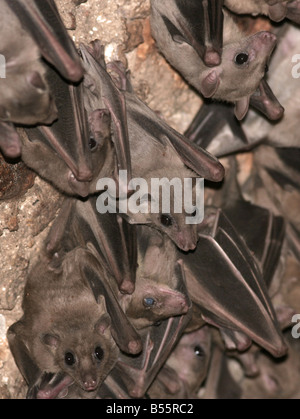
[265,64,269,73]
[160,214,173,227]
[235,53,249,66]
[94,346,104,361]
[143,297,156,307]
[89,136,98,151]
[194,345,205,357]
[65,351,76,366]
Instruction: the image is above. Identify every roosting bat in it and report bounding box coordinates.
[180,206,287,357]
[225,0,300,24]
[147,326,212,398]
[150,1,280,121]
[7,247,120,399]
[124,225,191,329]
[81,41,224,251]
[19,66,115,198]
[0,0,83,158]
[47,196,190,323]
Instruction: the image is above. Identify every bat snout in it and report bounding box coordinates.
[251,32,277,56]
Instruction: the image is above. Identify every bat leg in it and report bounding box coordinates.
[184,101,249,157]
[250,79,284,121]
[5,0,83,82]
[0,122,22,159]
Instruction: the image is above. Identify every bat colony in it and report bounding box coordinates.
[1,0,300,399]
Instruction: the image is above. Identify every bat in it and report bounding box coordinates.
[46,195,137,295]
[147,325,212,398]
[109,313,192,398]
[150,1,278,120]
[124,225,191,329]
[225,0,300,24]
[19,65,116,198]
[81,41,224,251]
[7,247,120,398]
[0,0,83,158]
[47,197,190,324]
[180,206,287,358]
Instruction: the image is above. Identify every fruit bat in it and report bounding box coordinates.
[180,206,287,358]
[34,312,193,399]
[124,225,191,329]
[110,312,192,399]
[147,325,212,398]
[19,65,115,198]
[7,247,120,398]
[47,196,190,325]
[0,0,83,158]
[225,0,300,24]
[81,41,224,251]
[150,1,278,120]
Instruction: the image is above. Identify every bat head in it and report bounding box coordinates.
[201,31,277,102]
[124,166,201,251]
[166,326,212,393]
[41,307,119,393]
[126,280,190,329]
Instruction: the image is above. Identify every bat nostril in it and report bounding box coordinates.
[83,379,97,391]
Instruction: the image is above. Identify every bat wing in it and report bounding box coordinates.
[45,195,137,294]
[203,344,242,399]
[184,101,254,158]
[153,0,224,67]
[181,207,287,358]
[108,312,192,398]
[127,92,224,182]
[5,0,83,82]
[80,42,132,182]
[21,64,113,197]
[79,249,142,356]
[224,200,285,287]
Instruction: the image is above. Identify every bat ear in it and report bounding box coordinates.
[234,96,250,121]
[27,71,47,92]
[201,70,221,98]
[95,313,112,335]
[41,333,60,349]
